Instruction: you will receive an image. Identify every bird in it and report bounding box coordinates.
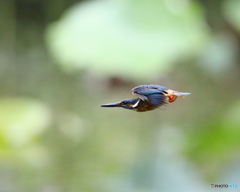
[100,85,191,112]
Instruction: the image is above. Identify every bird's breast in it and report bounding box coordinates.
[133,100,159,112]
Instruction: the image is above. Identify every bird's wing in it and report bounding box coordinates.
[131,85,167,100]
[147,93,167,107]
[131,85,167,107]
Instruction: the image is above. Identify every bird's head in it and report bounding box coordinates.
[164,89,191,103]
[100,98,139,110]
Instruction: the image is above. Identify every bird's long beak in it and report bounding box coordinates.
[100,102,120,107]
[173,91,191,97]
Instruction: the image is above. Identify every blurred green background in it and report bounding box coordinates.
[1,0,240,191]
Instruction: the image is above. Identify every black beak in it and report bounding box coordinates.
[100,102,120,107]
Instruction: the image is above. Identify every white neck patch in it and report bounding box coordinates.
[132,99,140,108]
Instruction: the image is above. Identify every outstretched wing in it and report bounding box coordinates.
[131,85,168,107]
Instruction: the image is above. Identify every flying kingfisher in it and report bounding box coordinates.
[100,85,190,112]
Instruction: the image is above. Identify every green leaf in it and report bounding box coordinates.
[45,0,209,80]
[0,98,51,149]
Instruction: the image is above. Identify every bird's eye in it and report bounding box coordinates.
[121,101,127,105]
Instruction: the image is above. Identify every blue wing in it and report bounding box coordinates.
[131,85,167,107]
[146,93,167,106]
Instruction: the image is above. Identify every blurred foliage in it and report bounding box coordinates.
[45,0,210,80]
[0,98,50,148]
[224,0,240,32]
[0,0,240,192]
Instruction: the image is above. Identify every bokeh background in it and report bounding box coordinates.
[1,0,240,191]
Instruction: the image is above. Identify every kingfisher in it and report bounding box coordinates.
[100,85,190,112]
